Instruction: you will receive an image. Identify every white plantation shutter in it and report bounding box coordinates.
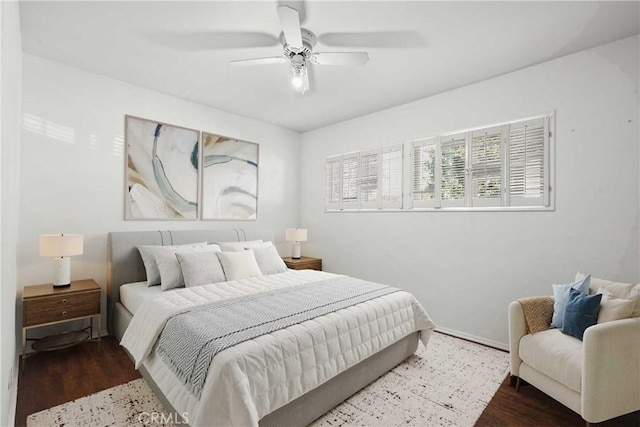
[341,153,360,209]
[410,138,437,208]
[381,145,403,208]
[359,149,379,209]
[325,156,342,210]
[440,133,466,207]
[470,126,503,207]
[508,117,548,206]
[324,113,552,212]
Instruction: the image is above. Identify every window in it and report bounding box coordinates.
[381,145,403,208]
[410,139,436,208]
[325,156,342,210]
[508,117,548,207]
[325,113,553,211]
[341,153,359,209]
[325,145,403,210]
[470,126,502,207]
[440,133,466,207]
[359,150,378,209]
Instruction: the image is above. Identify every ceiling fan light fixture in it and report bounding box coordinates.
[229,5,368,94]
[291,67,305,90]
[290,54,307,93]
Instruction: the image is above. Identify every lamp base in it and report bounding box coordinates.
[291,242,301,259]
[53,283,71,288]
[52,257,71,287]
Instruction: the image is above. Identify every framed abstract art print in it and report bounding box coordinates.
[201,132,258,220]
[125,115,199,219]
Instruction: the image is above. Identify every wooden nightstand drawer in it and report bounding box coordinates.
[23,291,100,327]
[282,256,322,271]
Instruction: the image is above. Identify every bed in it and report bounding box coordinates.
[108,228,434,426]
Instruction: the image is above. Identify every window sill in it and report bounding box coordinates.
[325,206,555,213]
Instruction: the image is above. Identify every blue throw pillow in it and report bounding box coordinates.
[561,288,602,340]
[551,275,591,329]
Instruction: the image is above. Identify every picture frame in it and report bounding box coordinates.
[124,115,200,220]
[200,132,259,220]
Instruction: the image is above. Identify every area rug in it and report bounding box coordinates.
[27,332,510,427]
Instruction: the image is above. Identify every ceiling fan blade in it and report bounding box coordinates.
[144,31,279,51]
[318,31,426,48]
[277,5,303,48]
[277,1,306,24]
[230,57,289,66]
[310,52,369,66]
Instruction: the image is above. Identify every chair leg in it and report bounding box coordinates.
[509,375,518,387]
[515,376,521,392]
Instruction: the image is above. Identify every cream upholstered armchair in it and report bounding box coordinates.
[508,275,640,425]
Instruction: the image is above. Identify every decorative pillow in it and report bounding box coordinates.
[138,242,208,286]
[632,287,640,318]
[576,271,640,317]
[155,245,222,291]
[217,250,263,281]
[597,294,636,323]
[561,288,602,340]
[517,296,554,334]
[176,251,226,288]
[252,246,287,275]
[217,240,265,252]
[551,275,591,329]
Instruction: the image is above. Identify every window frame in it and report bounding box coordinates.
[324,112,555,213]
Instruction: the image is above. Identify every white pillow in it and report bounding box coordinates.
[597,292,636,323]
[217,250,263,281]
[156,245,222,291]
[244,241,273,249]
[176,251,226,288]
[576,271,640,317]
[138,242,208,286]
[217,240,268,252]
[252,246,287,275]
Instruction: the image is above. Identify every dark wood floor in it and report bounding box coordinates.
[476,376,639,427]
[15,336,640,426]
[15,337,140,427]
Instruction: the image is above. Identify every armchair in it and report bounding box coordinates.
[509,297,640,424]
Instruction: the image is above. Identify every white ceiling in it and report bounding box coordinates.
[20,1,640,132]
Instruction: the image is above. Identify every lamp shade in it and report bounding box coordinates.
[285,228,307,242]
[40,234,84,257]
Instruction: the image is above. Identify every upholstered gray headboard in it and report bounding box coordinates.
[107,228,274,334]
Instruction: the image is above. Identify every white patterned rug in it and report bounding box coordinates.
[27,333,510,427]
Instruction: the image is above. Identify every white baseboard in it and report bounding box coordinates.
[435,326,509,352]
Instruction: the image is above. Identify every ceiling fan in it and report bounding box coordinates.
[230,5,369,94]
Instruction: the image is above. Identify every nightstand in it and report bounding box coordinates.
[22,279,101,366]
[282,256,322,271]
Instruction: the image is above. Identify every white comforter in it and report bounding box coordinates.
[121,270,435,427]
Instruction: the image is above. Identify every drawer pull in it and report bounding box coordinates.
[62,311,67,316]
[62,299,67,303]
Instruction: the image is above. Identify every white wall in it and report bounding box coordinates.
[18,55,301,340]
[1,1,22,426]
[300,36,640,348]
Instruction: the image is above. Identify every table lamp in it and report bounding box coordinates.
[40,234,83,287]
[285,228,307,260]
